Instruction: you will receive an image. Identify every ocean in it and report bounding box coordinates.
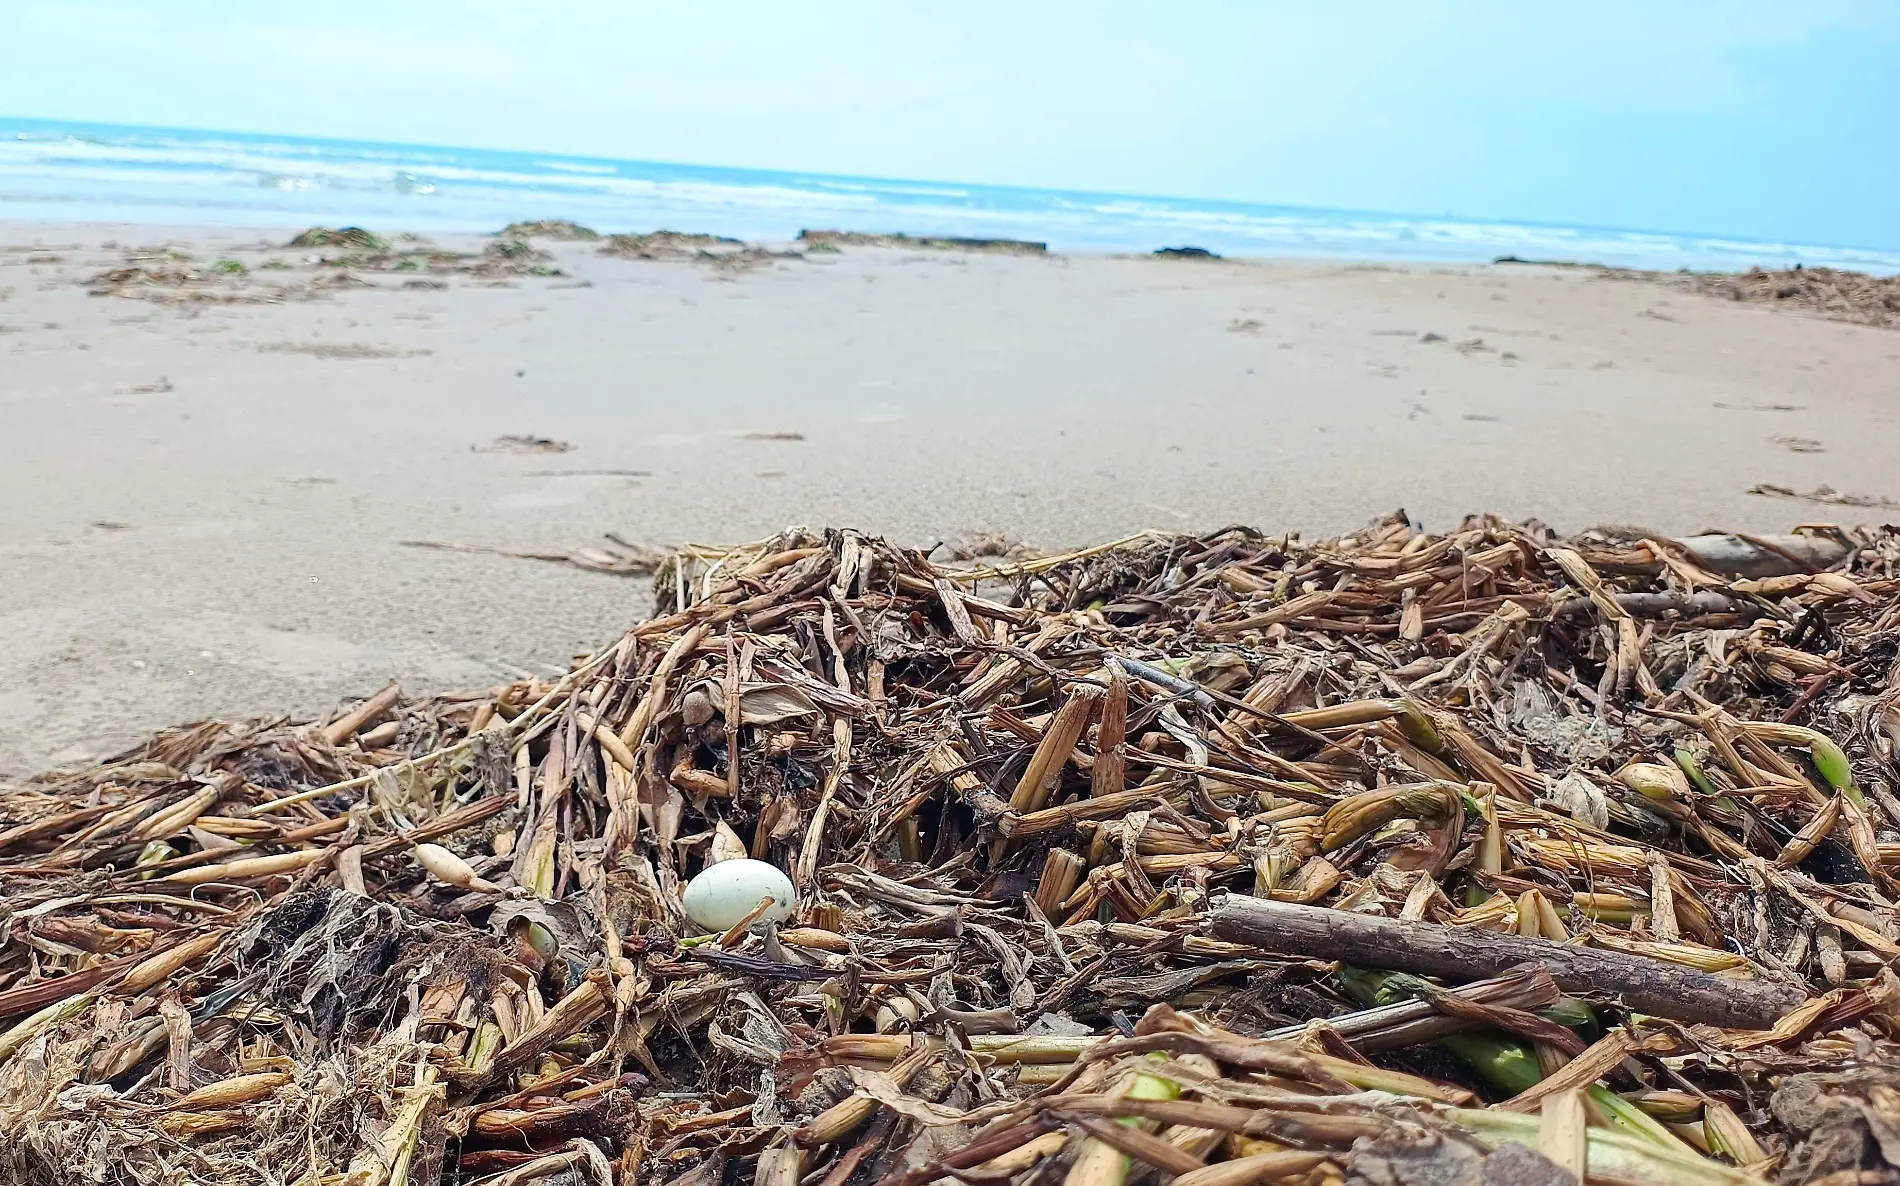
[5,117,1897,274]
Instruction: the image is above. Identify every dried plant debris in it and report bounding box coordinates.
[287,226,388,251]
[599,230,746,259]
[1772,436,1825,455]
[1750,483,1900,511]
[1696,266,1900,330]
[257,341,431,360]
[932,532,1046,563]
[10,513,1900,1185]
[1497,256,1900,330]
[499,220,601,241]
[524,469,652,479]
[400,534,669,575]
[84,262,299,304]
[85,226,575,302]
[798,228,1048,255]
[602,230,803,274]
[474,238,564,278]
[475,434,575,454]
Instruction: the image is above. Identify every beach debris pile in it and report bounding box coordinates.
[287,226,387,251]
[474,434,576,455]
[82,244,273,302]
[1748,483,1900,512]
[501,221,603,242]
[1497,256,1900,331]
[1692,266,1900,331]
[798,229,1048,255]
[6,515,1900,1185]
[600,230,747,259]
[600,230,805,276]
[82,226,570,302]
[75,222,1074,301]
[399,533,670,577]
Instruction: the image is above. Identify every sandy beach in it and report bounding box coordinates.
[3,221,1896,772]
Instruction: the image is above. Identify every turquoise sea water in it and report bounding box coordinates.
[5,117,1897,274]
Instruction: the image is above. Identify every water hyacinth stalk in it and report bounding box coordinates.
[1745,722,1860,801]
[462,1020,502,1073]
[1450,1108,1762,1186]
[1438,1027,1701,1160]
[1343,967,1595,1042]
[1061,1057,1181,1186]
[1627,1092,1704,1124]
[1092,662,1128,799]
[1619,761,1690,802]
[801,1093,879,1144]
[1320,783,1456,852]
[120,930,225,996]
[1540,1090,1588,1182]
[160,849,326,885]
[1011,683,1106,813]
[1306,1053,1473,1103]
[371,1069,444,1186]
[1672,747,1721,798]
[1588,1085,1704,1156]
[131,785,222,843]
[1589,934,1747,973]
[1808,735,1857,799]
[1776,794,1843,868]
[1701,1099,1768,1166]
[414,843,504,894]
[517,820,558,899]
[758,1143,804,1186]
[176,1071,291,1110]
[1472,785,1503,899]
[1572,891,1650,924]
[0,991,95,1064]
[1435,1031,1542,1095]
[1168,1152,1332,1186]
[1253,847,1296,897]
[1397,698,1445,755]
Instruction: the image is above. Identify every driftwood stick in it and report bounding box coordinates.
[1553,591,1763,621]
[1676,532,1849,578]
[1206,894,1805,1030]
[321,681,403,746]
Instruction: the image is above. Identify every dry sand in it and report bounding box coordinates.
[4,221,1898,773]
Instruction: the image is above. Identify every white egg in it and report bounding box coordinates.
[682,858,797,931]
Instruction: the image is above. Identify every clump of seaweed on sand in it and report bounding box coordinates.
[473,237,563,278]
[6,514,1900,1185]
[1693,266,1900,330]
[599,230,803,275]
[287,227,388,251]
[599,230,747,260]
[83,227,579,301]
[500,221,601,242]
[797,230,1049,255]
[1497,256,1900,330]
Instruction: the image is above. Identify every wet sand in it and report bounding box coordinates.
[4,221,1898,772]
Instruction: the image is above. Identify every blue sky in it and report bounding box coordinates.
[3,1,1896,248]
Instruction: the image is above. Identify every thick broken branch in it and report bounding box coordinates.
[1206,894,1806,1030]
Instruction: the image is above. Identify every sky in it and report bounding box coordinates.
[2,1,1897,248]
